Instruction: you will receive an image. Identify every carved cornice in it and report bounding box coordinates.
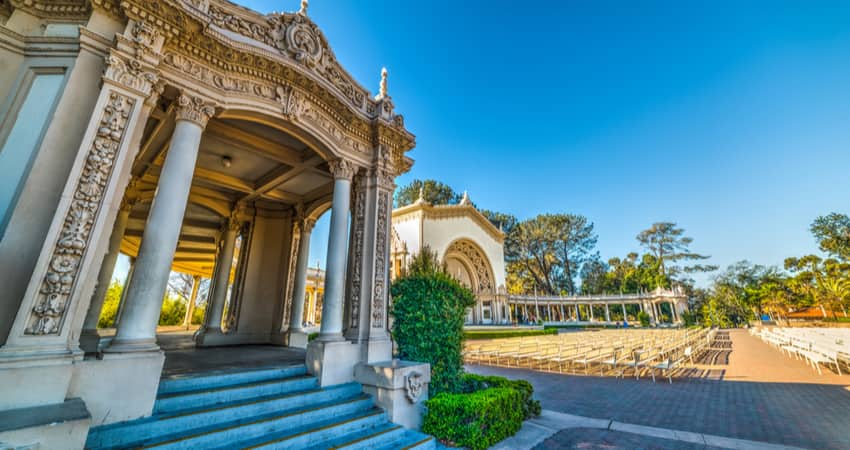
[7,0,89,20]
[392,203,506,244]
[175,93,215,128]
[297,216,316,234]
[117,0,415,158]
[328,158,356,181]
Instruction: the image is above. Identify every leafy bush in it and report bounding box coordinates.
[97,281,123,328]
[459,373,541,418]
[391,247,475,395]
[191,302,205,325]
[464,328,556,340]
[681,310,698,326]
[423,387,523,450]
[637,311,650,327]
[159,295,187,326]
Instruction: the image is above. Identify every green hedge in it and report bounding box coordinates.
[459,373,541,419]
[391,249,475,395]
[464,328,556,340]
[423,387,524,450]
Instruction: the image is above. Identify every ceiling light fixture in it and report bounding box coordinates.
[221,155,232,168]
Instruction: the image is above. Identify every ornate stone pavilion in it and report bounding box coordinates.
[0,1,429,447]
[391,192,510,325]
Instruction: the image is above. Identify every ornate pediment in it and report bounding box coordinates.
[118,0,415,164]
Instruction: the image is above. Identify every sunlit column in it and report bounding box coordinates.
[106,94,214,353]
[202,218,240,333]
[289,218,315,332]
[318,159,355,340]
[182,275,201,329]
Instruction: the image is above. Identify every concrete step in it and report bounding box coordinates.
[226,408,388,450]
[154,374,317,414]
[140,395,375,449]
[156,365,307,396]
[300,422,405,450]
[85,383,363,449]
[372,429,437,450]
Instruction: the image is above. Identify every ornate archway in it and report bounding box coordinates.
[444,239,495,294]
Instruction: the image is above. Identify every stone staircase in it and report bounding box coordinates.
[85,365,435,449]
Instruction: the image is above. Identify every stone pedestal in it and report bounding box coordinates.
[78,331,112,354]
[193,329,229,347]
[354,360,430,430]
[305,339,359,386]
[288,331,311,349]
[68,350,164,426]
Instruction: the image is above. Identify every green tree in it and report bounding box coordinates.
[394,179,461,208]
[785,255,850,318]
[636,222,717,282]
[506,214,598,295]
[579,258,608,294]
[390,246,475,395]
[811,213,850,261]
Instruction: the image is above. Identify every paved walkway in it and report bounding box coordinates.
[468,329,850,450]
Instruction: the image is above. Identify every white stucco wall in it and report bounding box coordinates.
[422,216,506,290]
[391,206,506,291]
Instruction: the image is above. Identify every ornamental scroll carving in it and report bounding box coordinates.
[371,191,389,328]
[446,240,494,294]
[203,4,368,109]
[25,92,135,335]
[328,159,356,181]
[348,180,366,328]
[176,94,216,128]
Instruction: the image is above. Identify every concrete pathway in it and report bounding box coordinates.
[495,409,806,450]
[469,329,850,449]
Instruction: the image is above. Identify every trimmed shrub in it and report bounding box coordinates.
[464,328,556,340]
[423,387,523,450]
[459,373,541,418]
[391,247,475,395]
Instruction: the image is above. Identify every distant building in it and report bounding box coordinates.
[391,192,509,324]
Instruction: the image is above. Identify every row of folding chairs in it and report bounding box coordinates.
[465,328,716,383]
[752,327,848,375]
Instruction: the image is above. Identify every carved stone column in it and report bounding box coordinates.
[343,148,396,362]
[196,216,241,347]
[79,197,135,353]
[289,216,315,348]
[306,159,359,386]
[106,93,214,353]
[317,159,356,341]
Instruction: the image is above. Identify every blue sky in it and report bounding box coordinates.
[126,1,850,287]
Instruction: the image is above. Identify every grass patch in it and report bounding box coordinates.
[464,328,557,340]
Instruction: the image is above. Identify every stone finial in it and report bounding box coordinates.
[299,0,308,15]
[415,186,426,204]
[376,67,388,100]
[459,190,471,205]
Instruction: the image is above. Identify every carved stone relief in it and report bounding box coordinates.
[446,240,494,294]
[371,191,389,328]
[348,181,366,328]
[405,370,425,403]
[25,92,135,335]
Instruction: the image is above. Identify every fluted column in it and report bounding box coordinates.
[112,257,135,329]
[182,275,201,329]
[605,304,611,322]
[289,218,315,332]
[201,218,240,334]
[106,94,214,353]
[318,159,355,341]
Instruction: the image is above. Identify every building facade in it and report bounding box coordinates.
[0,1,426,447]
[391,192,510,325]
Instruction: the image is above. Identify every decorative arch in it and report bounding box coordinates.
[443,239,495,294]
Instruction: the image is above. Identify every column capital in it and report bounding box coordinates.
[297,217,317,234]
[328,158,357,181]
[176,93,216,128]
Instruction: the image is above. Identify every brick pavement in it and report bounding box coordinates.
[467,329,850,449]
